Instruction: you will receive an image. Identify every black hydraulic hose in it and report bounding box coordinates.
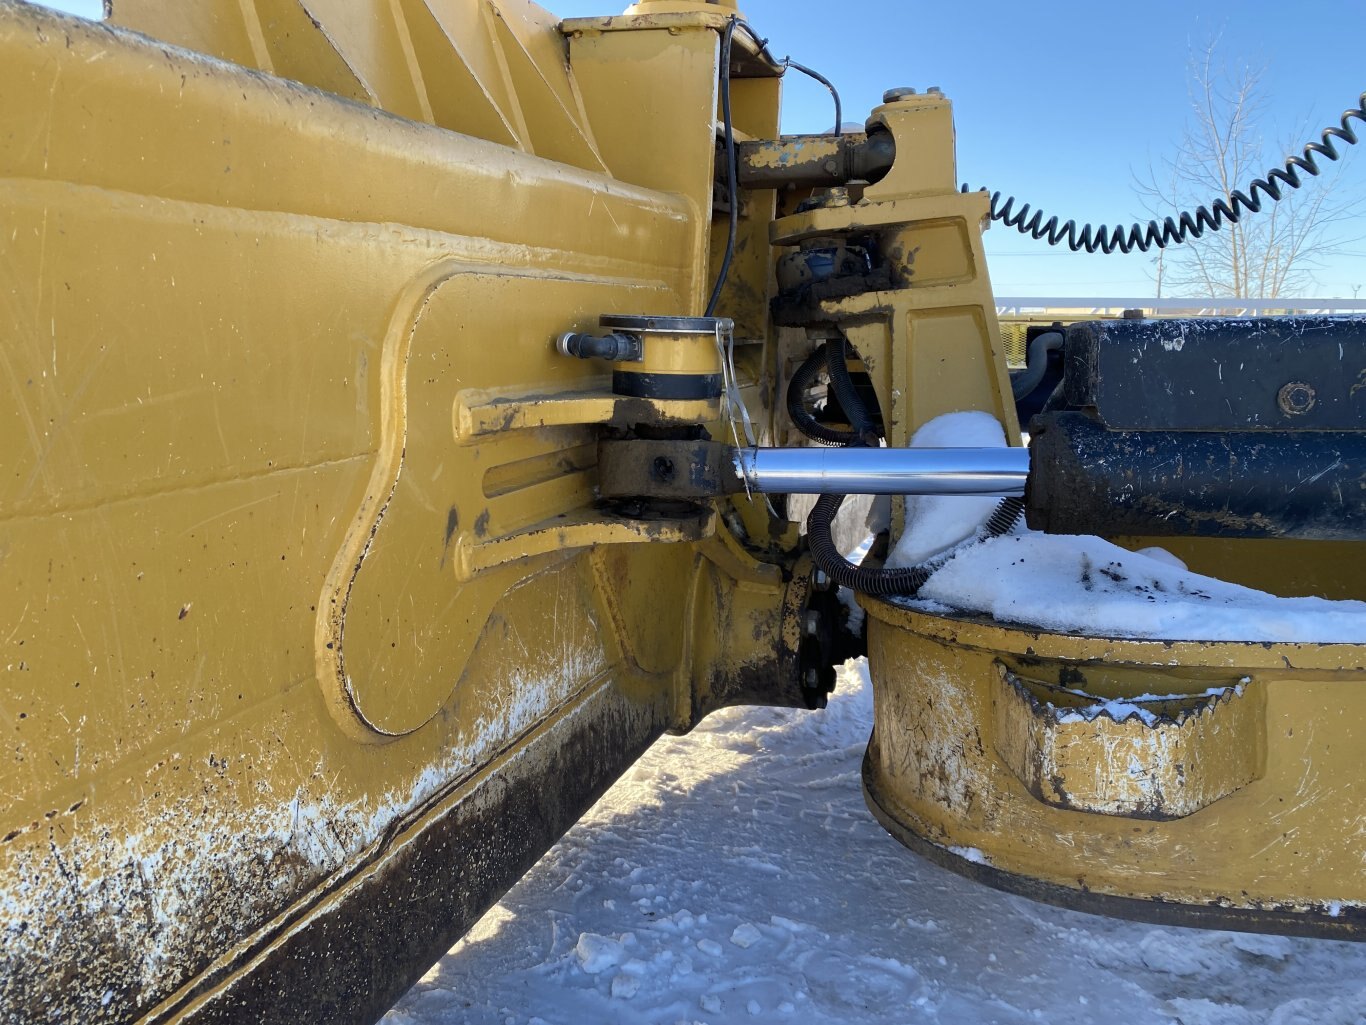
[807,494,1025,598]
[704,17,740,317]
[786,348,860,446]
[806,335,1024,597]
[823,337,881,445]
[962,90,1366,255]
[1010,330,1064,400]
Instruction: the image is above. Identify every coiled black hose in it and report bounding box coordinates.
[962,90,1366,255]
[802,340,1025,597]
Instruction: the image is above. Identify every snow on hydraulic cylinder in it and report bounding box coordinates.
[885,412,1366,644]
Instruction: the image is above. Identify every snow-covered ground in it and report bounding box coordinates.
[386,661,1366,1025]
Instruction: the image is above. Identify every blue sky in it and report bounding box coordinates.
[36,0,1366,299]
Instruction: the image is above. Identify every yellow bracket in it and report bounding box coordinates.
[453,503,715,581]
[453,386,718,440]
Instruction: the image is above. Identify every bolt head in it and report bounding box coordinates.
[804,610,821,637]
[883,87,917,103]
[812,569,832,592]
[1277,381,1317,416]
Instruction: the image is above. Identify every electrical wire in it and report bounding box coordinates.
[728,21,843,135]
[706,19,843,314]
[963,90,1366,255]
[781,58,842,136]
[704,17,740,318]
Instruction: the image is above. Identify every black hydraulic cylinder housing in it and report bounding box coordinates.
[1026,316,1366,540]
[1028,411,1366,539]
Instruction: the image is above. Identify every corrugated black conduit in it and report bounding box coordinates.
[785,347,859,446]
[803,339,1024,598]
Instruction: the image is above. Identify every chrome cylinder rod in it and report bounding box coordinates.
[733,446,1029,496]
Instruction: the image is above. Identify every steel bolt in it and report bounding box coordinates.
[804,668,819,687]
[883,87,917,103]
[804,610,821,637]
[812,569,832,592]
[1277,381,1317,416]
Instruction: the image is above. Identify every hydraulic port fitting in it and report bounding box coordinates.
[556,331,644,363]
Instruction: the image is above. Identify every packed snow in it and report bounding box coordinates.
[888,412,1366,643]
[1049,682,1247,727]
[886,412,1010,568]
[388,661,1366,1025]
[914,532,1366,642]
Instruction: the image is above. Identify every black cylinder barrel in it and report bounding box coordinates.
[1027,411,1366,540]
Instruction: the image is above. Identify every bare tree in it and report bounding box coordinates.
[1138,46,1351,299]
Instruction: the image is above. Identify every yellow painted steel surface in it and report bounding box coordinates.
[4,0,1365,1021]
[863,603,1366,933]
[748,54,1366,937]
[0,3,800,1021]
[768,91,1019,450]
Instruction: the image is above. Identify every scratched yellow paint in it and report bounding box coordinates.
[0,3,798,1019]
[5,0,1363,1020]
[865,602,1366,924]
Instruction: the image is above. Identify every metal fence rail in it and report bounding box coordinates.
[995,297,1366,365]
